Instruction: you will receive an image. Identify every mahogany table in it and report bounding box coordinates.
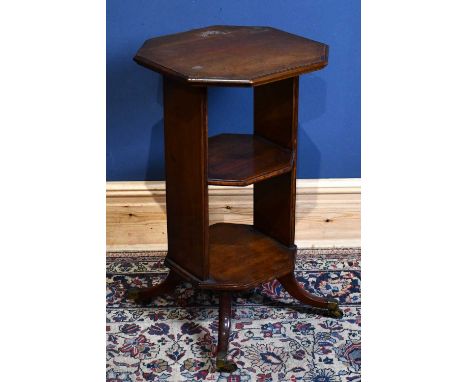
[128,25,342,372]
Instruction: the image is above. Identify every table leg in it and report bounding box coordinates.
[277,272,343,318]
[127,270,182,305]
[216,291,237,372]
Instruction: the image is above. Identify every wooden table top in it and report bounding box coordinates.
[134,25,328,86]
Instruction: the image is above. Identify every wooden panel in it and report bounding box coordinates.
[254,77,298,149]
[134,26,328,86]
[163,77,209,280]
[253,77,298,246]
[208,134,293,186]
[106,179,361,251]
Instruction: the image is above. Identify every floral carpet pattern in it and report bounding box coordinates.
[106,248,361,382]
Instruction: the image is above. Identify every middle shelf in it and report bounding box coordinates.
[208,133,294,186]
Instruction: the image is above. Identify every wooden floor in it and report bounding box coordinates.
[106,179,360,251]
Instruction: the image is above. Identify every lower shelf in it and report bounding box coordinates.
[199,223,296,290]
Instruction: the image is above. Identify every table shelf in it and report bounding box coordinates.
[208,134,293,186]
[199,223,295,290]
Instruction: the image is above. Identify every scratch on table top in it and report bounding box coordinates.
[199,30,229,38]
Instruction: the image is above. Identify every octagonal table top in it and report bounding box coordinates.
[134,25,328,87]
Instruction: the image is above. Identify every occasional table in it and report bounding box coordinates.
[128,25,342,372]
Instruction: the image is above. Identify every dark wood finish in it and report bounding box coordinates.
[215,292,237,372]
[254,77,298,246]
[127,270,183,305]
[163,77,209,280]
[134,25,328,87]
[277,272,344,318]
[208,134,293,186]
[130,26,338,372]
[200,223,295,290]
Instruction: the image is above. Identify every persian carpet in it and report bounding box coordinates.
[106,248,361,382]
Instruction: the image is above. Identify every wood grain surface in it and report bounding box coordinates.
[208,134,293,186]
[134,25,328,86]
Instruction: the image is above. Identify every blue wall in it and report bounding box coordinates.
[107,1,360,180]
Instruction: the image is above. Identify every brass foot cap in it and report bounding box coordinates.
[216,358,237,373]
[326,299,344,319]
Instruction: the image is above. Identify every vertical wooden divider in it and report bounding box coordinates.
[163,77,209,280]
[253,77,299,247]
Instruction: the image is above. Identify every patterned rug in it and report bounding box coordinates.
[106,248,361,382]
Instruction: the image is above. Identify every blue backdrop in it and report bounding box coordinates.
[107,1,360,181]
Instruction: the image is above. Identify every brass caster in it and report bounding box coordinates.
[127,288,153,305]
[216,357,237,373]
[325,299,344,319]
